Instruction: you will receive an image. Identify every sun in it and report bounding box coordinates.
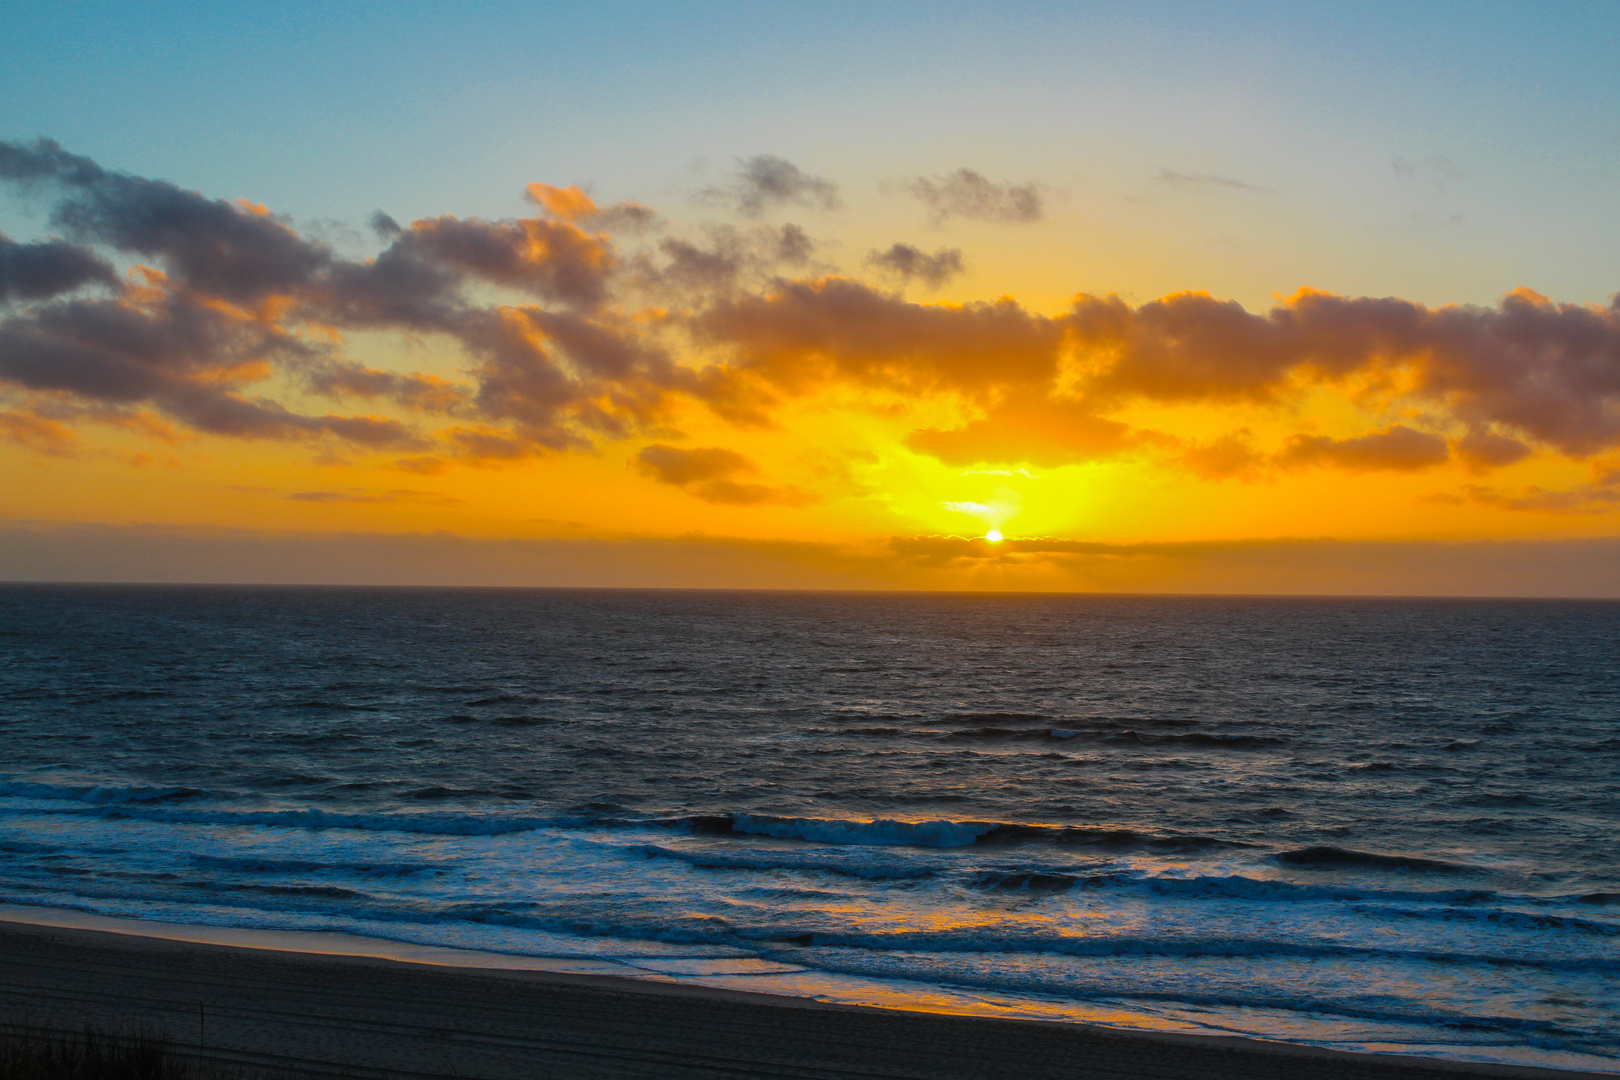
[985,529,1003,542]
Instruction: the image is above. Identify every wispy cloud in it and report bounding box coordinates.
[906,168,1042,223]
[1154,168,1271,193]
[702,155,839,216]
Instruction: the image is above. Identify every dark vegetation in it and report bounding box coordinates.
[0,1026,313,1080]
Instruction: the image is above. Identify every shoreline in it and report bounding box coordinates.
[1,909,1613,1080]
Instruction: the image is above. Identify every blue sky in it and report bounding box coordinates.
[4,2,1617,308]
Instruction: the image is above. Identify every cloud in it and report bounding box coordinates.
[1154,168,1271,194]
[634,443,817,505]
[391,215,614,309]
[636,443,752,485]
[692,277,1065,398]
[1066,288,1620,458]
[1442,482,1620,514]
[906,168,1042,223]
[1180,430,1266,481]
[0,233,118,303]
[1,138,332,302]
[1277,425,1449,472]
[8,136,1620,490]
[302,360,467,413]
[706,155,839,216]
[0,408,79,455]
[524,182,660,232]
[774,224,814,265]
[284,487,461,505]
[904,396,1143,468]
[631,224,818,300]
[0,138,681,456]
[1452,429,1531,472]
[866,243,964,288]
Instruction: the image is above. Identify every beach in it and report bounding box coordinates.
[2,917,1608,1080]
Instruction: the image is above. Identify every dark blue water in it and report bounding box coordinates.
[2,585,1617,1071]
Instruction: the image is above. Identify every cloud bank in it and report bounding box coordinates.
[3,138,1620,517]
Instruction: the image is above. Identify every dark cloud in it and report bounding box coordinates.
[0,281,430,449]
[708,155,840,216]
[631,225,819,301]
[1155,168,1271,194]
[302,359,467,413]
[1452,429,1531,472]
[0,139,663,456]
[1278,425,1449,472]
[0,233,119,303]
[634,443,817,506]
[637,443,753,485]
[390,215,613,309]
[775,224,814,266]
[906,169,1042,223]
[0,138,332,301]
[644,236,746,295]
[1068,288,1620,458]
[1,292,292,411]
[866,244,964,288]
[693,277,1064,397]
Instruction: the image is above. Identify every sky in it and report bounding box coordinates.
[3,1,1620,593]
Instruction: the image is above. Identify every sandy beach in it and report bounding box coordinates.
[0,916,1608,1080]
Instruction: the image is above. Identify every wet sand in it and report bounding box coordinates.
[0,917,1607,1080]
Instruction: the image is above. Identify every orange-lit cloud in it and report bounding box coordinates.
[0,407,78,455]
[525,182,660,233]
[635,444,817,506]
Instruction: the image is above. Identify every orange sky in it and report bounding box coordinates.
[3,141,1619,593]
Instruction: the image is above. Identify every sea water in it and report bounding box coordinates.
[1,584,1616,1071]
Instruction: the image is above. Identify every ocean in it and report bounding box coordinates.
[2,584,1617,1071]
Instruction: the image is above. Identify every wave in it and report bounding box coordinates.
[690,814,1241,853]
[0,780,204,804]
[637,843,938,880]
[8,803,581,837]
[1275,845,1472,874]
[729,814,995,848]
[652,845,1555,911]
[938,711,1052,725]
[786,949,1606,1043]
[189,854,434,876]
[1354,904,1620,937]
[5,794,1241,856]
[935,725,1286,749]
[767,928,1620,972]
